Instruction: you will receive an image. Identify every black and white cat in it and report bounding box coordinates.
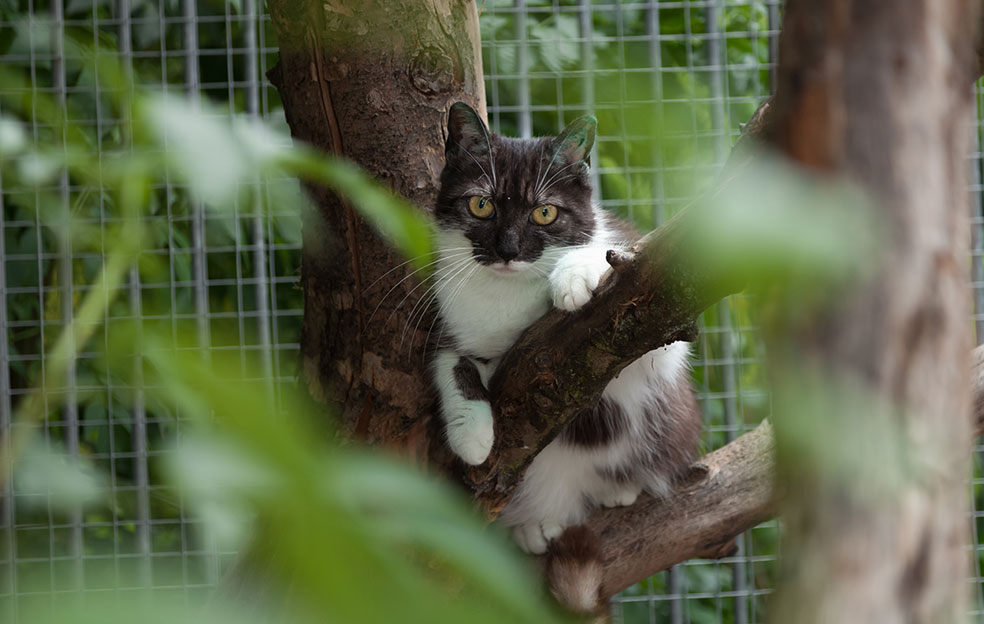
[431,102,701,557]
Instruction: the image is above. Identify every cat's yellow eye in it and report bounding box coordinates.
[531,204,558,225]
[468,196,495,219]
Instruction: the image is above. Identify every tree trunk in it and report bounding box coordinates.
[266,0,485,463]
[766,1,979,622]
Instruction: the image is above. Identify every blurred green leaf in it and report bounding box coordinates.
[17,151,62,184]
[142,95,249,207]
[15,440,105,509]
[690,153,879,291]
[283,150,434,266]
[0,112,26,154]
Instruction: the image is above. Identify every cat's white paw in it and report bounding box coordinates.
[541,522,564,542]
[513,522,565,554]
[597,483,642,508]
[445,400,494,465]
[549,249,611,312]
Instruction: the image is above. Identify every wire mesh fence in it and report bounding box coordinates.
[0,0,300,616]
[482,3,778,622]
[0,1,982,623]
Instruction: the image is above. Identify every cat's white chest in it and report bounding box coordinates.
[435,264,550,359]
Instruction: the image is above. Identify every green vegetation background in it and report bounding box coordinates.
[3,1,979,623]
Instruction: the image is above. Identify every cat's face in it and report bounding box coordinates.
[435,102,597,275]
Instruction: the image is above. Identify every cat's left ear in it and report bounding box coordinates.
[446,102,492,159]
[553,114,597,165]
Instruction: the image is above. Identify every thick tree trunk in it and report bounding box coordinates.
[765,1,979,622]
[266,0,485,461]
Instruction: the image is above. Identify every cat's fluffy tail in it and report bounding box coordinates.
[546,525,605,615]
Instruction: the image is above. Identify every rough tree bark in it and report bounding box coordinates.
[266,0,485,463]
[764,1,979,622]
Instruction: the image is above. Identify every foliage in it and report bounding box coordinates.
[0,1,792,623]
[11,2,983,624]
[0,33,570,624]
[0,1,789,623]
[478,3,783,622]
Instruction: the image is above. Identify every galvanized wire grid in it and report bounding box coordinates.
[1,1,983,623]
[481,2,778,621]
[0,0,299,616]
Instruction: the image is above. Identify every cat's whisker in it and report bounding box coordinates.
[541,177,584,200]
[483,127,498,188]
[540,174,580,197]
[459,186,494,200]
[394,258,474,347]
[425,258,486,343]
[428,262,483,362]
[533,143,548,200]
[533,144,564,199]
[364,248,471,294]
[365,251,472,330]
[382,255,474,334]
[399,256,476,351]
[537,161,582,198]
[401,270,473,357]
[451,139,495,190]
[417,261,480,360]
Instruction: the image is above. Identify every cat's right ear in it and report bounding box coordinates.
[446,102,492,159]
[553,114,597,165]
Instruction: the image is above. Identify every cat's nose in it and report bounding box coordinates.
[496,233,520,261]
[497,241,519,261]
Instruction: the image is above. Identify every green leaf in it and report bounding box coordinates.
[141,94,248,207]
[14,440,105,509]
[283,150,434,266]
[0,113,26,155]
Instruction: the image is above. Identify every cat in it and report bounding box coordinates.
[430,102,701,569]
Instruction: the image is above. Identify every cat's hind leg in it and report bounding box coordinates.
[595,480,643,508]
[513,522,566,556]
[500,439,600,554]
[433,349,494,465]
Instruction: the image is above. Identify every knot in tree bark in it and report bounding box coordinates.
[409,46,456,95]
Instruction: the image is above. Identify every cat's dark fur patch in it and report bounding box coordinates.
[636,378,702,481]
[453,357,488,402]
[585,379,701,485]
[560,397,628,447]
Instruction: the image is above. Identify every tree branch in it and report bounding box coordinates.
[590,420,777,597]
[575,343,984,599]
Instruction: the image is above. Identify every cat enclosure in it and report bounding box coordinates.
[0,1,982,623]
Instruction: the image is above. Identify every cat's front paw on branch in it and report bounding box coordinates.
[548,247,615,312]
[445,401,495,466]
